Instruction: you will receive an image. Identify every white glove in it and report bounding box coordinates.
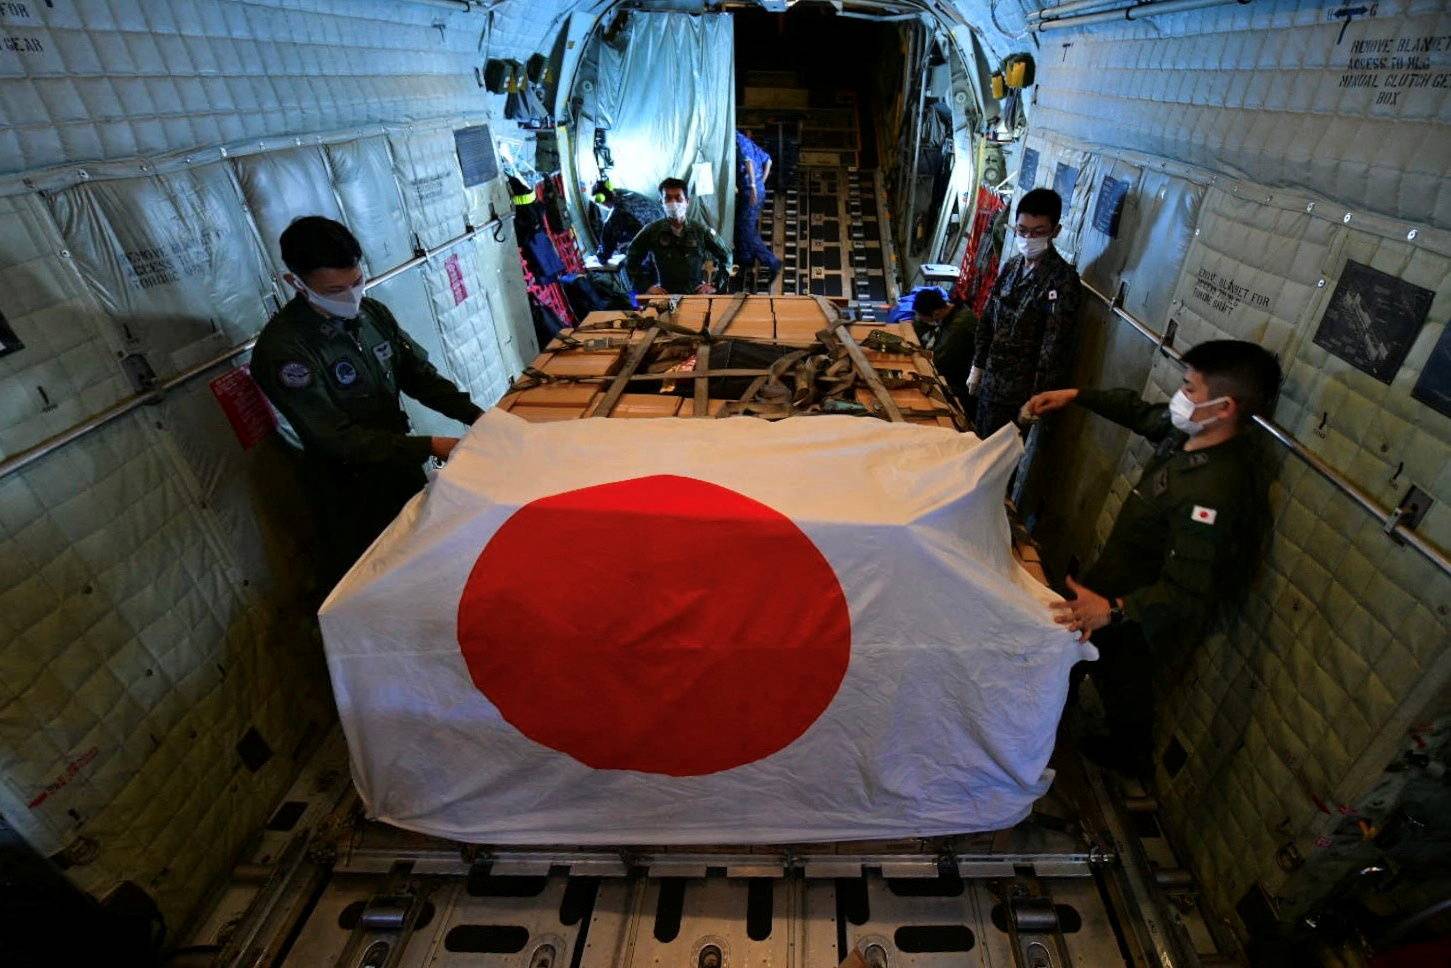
[966,366,984,395]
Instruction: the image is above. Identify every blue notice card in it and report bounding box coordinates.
[1054,163,1080,206]
[1019,148,1039,191]
[1093,175,1130,237]
[1411,325,1451,416]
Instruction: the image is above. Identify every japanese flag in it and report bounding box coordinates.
[320,411,1094,843]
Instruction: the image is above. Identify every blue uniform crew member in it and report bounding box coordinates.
[1025,340,1282,774]
[252,216,482,580]
[734,130,782,289]
[625,177,734,296]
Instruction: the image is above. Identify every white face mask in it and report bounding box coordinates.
[664,200,689,221]
[1016,234,1051,259]
[294,276,365,320]
[1169,389,1230,435]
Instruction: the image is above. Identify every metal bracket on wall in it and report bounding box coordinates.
[1384,485,1433,538]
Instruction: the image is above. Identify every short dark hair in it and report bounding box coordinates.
[1181,340,1283,424]
[1016,188,1062,226]
[912,287,948,316]
[280,216,362,277]
[658,177,689,198]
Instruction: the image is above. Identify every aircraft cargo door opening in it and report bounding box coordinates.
[733,8,903,311]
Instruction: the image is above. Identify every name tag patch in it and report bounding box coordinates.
[278,361,312,389]
[1191,505,1218,525]
[373,341,394,364]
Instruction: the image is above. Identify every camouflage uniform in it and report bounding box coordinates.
[598,189,665,261]
[624,218,733,294]
[253,295,481,578]
[971,246,1081,434]
[1075,388,1270,765]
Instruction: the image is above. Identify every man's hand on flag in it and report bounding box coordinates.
[1049,575,1112,640]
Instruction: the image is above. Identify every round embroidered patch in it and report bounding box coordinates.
[333,360,358,386]
[278,361,312,389]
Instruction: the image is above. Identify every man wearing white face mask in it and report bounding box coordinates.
[1023,339,1282,774]
[969,188,1081,435]
[624,177,733,296]
[253,216,483,581]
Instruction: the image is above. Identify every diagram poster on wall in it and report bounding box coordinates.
[1412,325,1451,419]
[1313,260,1433,384]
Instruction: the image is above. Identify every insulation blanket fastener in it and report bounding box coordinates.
[320,411,1094,843]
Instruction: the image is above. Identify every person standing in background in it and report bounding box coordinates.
[733,130,782,291]
[969,188,1081,435]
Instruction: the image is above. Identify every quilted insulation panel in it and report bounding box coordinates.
[1028,0,1451,232]
[0,0,496,176]
[0,0,542,934]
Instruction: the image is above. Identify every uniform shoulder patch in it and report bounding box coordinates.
[1191,505,1218,525]
[278,361,312,389]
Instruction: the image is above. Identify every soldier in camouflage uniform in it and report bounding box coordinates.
[252,217,482,581]
[970,188,1081,435]
[625,177,733,295]
[1025,339,1282,773]
[592,179,666,261]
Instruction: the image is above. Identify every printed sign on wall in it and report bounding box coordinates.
[1019,147,1040,191]
[1313,260,1433,384]
[1092,176,1130,237]
[210,365,277,450]
[1053,163,1079,207]
[1412,325,1451,419]
[445,254,469,305]
[0,309,22,358]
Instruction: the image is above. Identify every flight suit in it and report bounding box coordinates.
[927,303,978,408]
[252,294,483,578]
[972,246,1081,434]
[598,189,665,261]
[734,131,781,285]
[624,218,733,294]
[1075,388,1270,764]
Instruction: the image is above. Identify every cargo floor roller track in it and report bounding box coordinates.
[186,728,1238,968]
[740,89,899,320]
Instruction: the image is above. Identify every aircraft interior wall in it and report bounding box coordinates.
[0,0,549,935]
[0,0,1447,957]
[998,0,1451,943]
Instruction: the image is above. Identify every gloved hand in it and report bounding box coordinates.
[966,366,983,395]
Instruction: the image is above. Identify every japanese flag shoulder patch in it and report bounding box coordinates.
[1191,505,1218,525]
[278,361,312,389]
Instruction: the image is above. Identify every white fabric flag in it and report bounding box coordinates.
[321,411,1095,843]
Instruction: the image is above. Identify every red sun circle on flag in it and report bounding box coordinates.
[456,474,852,777]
